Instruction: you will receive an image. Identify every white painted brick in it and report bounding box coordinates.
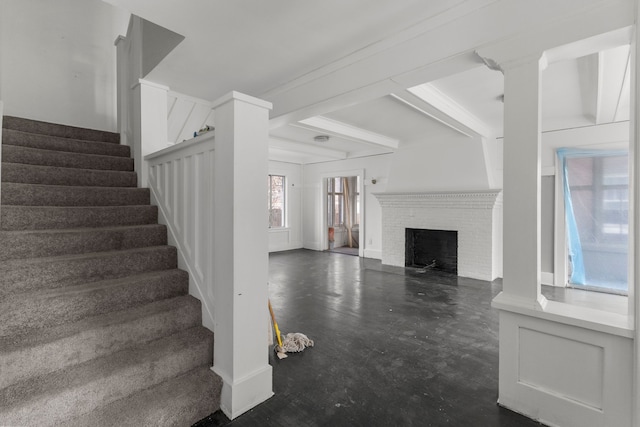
[375,191,502,281]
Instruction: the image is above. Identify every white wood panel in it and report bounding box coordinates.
[177,104,214,143]
[166,91,215,145]
[167,98,195,144]
[498,311,633,427]
[519,327,604,409]
[146,133,216,330]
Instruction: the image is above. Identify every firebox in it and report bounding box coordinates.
[405,228,458,274]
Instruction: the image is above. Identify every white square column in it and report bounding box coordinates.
[500,54,547,309]
[211,92,274,419]
[631,2,640,423]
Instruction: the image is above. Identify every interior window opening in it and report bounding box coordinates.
[558,149,629,295]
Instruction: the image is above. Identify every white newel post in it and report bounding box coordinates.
[132,79,169,188]
[499,54,547,310]
[211,91,274,419]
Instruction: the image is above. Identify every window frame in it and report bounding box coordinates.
[556,149,629,294]
[268,174,286,229]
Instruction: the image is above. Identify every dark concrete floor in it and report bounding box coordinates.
[195,249,543,427]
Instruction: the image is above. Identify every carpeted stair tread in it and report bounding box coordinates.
[1,182,150,206]
[0,269,189,337]
[2,144,134,171]
[62,367,222,427]
[2,205,158,230]
[0,224,167,261]
[0,245,178,297]
[2,128,130,157]
[0,295,201,388]
[1,116,220,426]
[3,116,120,143]
[0,326,213,426]
[2,162,137,187]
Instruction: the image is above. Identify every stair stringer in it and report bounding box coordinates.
[146,135,216,332]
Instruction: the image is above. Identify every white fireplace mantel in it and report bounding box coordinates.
[374,190,502,209]
[374,190,503,281]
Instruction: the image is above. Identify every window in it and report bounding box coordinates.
[558,149,628,293]
[268,175,285,228]
[327,177,344,227]
[327,176,360,228]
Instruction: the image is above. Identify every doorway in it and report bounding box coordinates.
[326,175,360,256]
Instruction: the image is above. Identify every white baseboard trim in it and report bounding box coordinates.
[303,241,323,251]
[268,243,303,253]
[213,364,273,420]
[364,249,382,260]
[541,272,556,286]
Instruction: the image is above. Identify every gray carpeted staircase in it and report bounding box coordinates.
[0,116,222,426]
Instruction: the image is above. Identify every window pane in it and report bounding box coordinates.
[567,157,593,186]
[268,175,285,228]
[334,177,342,193]
[602,156,628,185]
[565,154,628,293]
[334,196,343,226]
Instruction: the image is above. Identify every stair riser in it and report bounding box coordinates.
[0,329,213,426]
[2,144,133,171]
[0,270,189,337]
[0,246,178,296]
[0,117,219,426]
[2,163,137,187]
[63,368,222,427]
[1,183,150,206]
[2,128,129,157]
[0,296,202,389]
[0,225,167,261]
[3,116,120,143]
[1,206,158,230]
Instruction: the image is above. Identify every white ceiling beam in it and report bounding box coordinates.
[399,83,493,138]
[389,93,474,138]
[268,1,632,127]
[296,116,399,150]
[614,53,631,122]
[575,53,600,124]
[597,45,631,124]
[268,137,348,160]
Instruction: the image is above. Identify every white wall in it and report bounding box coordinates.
[269,160,303,252]
[302,154,391,259]
[386,135,492,192]
[301,133,500,260]
[0,0,129,131]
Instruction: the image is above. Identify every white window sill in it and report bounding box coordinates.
[492,291,633,338]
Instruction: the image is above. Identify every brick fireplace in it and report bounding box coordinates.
[374,191,503,281]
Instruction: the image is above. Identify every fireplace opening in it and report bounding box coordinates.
[405,228,458,274]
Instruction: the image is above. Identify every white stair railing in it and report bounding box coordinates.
[146,132,216,331]
[143,91,274,420]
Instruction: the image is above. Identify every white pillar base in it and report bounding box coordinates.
[213,365,274,420]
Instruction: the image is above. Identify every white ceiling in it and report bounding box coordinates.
[104,1,632,164]
[104,0,473,101]
[271,45,631,163]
